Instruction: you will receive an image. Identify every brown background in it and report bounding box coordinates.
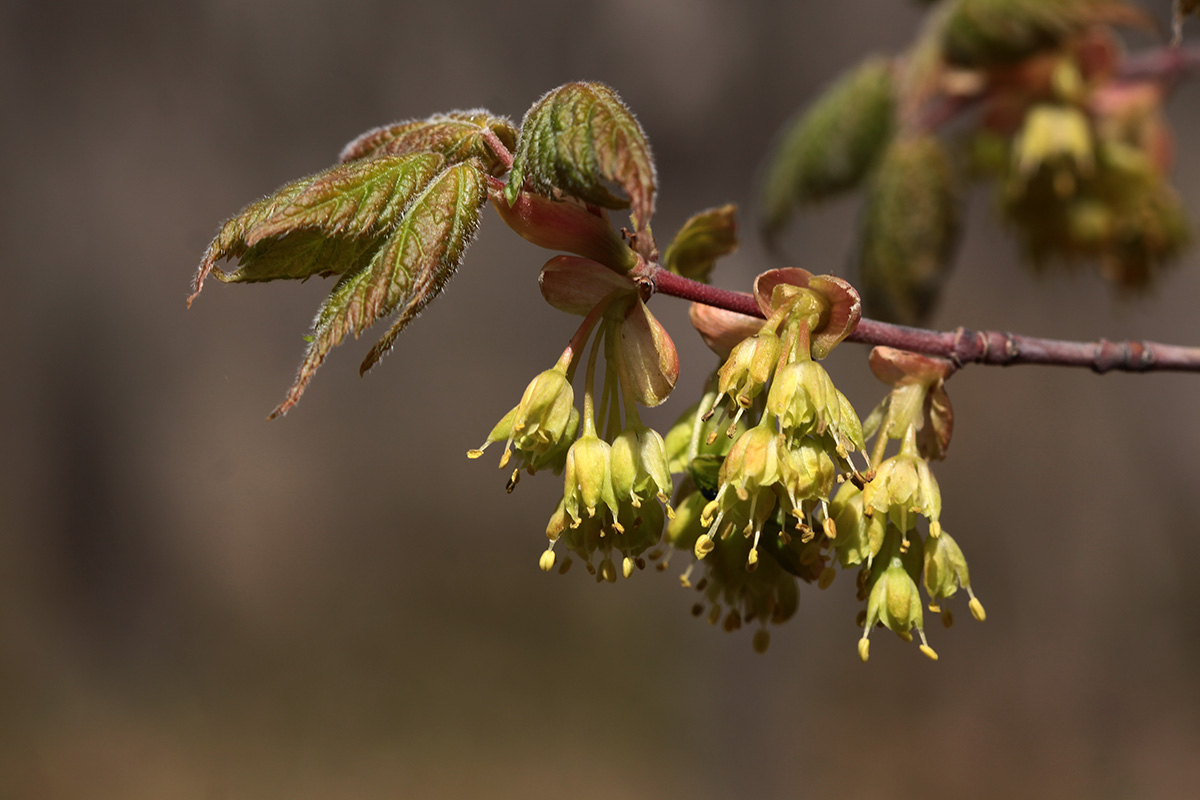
[2,1,1199,798]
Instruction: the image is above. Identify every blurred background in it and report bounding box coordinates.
[3,1,1199,798]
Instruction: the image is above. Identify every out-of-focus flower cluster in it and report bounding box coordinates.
[963,24,1190,289]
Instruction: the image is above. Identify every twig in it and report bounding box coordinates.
[649,267,1200,374]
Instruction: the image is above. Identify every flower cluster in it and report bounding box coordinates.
[471,201,985,661]
[831,347,986,661]
[470,254,679,582]
[666,268,865,653]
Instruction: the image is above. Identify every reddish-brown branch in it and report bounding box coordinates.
[649,267,1200,374]
[1117,43,1200,85]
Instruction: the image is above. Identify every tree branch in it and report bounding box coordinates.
[648,267,1200,374]
[1117,43,1200,85]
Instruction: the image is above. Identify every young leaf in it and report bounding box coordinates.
[271,160,489,417]
[190,154,446,300]
[856,136,962,326]
[662,205,739,284]
[940,0,1149,69]
[760,57,895,241]
[339,110,517,175]
[504,82,656,230]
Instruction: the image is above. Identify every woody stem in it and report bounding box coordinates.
[647,266,1200,374]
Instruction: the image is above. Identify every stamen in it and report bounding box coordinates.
[918,629,938,661]
[747,523,763,570]
[968,590,987,622]
[538,548,556,572]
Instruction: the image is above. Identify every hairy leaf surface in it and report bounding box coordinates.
[941,0,1148,68]
[761,57,894,241]
[339,110,517,176]
[272,160,488,417]
[505,82,656,230]
[856,136,962,326]
[191,154,446,299]
[662,205,739,283]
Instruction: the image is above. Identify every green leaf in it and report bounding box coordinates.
[271,160,488,417]
[191,153,446,299]
[662,205,738,283]
[339,110,517,176]
[504,82,656,230]
[940,0,1149,68]
[856,136,961,326]
[760,57,895,241]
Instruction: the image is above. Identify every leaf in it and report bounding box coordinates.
[246,153,446,244]
[339,110,517,175]
[940,0,1150,69]
[504,82,656,230]
[190,153,446,301]
[662,205,739,283]
[856,136,961,326]
[760,57,895,241]
[271,160,489,417]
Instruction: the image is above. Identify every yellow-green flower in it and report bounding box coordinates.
[469,366,578,476]
[923,529,986,622]
[862,426,942,538]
